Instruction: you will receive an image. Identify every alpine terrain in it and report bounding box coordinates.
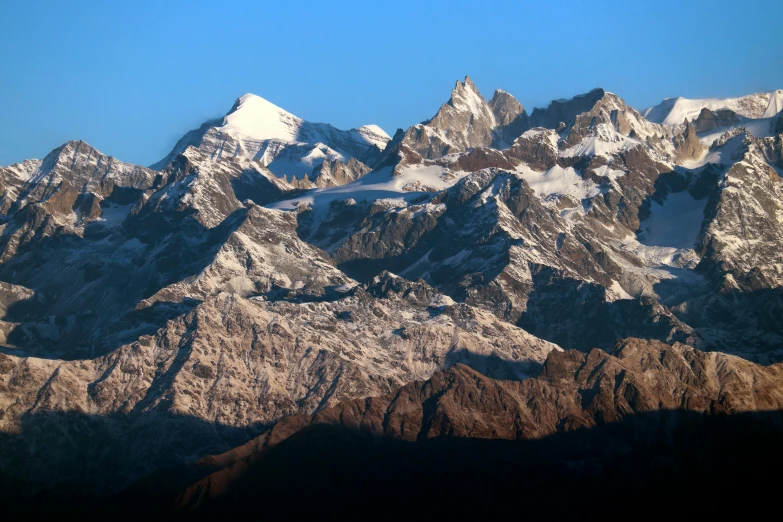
[2,76,783,515]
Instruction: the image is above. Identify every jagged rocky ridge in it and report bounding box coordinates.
[150,93,390,180]
[1,77,783,498]
[131,338,783,515]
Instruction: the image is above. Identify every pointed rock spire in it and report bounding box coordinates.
[488,89,529,146]
[673,118,704,162]
[488,89,524,127]
[529,88,607,130]
[400,76,501,159]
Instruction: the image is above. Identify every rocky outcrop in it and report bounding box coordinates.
[673,119,705,162]
[528,88,608,129]
[308,157,370,187]
[0,275,557,491]
[697,133,783,288]
[401,77,511,159]
[693,107,741,132]
[488,89,529,146]
[2,79,783,509]
[0,141,160,261]
[166,338,783,511]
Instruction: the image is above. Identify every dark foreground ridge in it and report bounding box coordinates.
[5,339,783,518]
[2,81,783,518]
[5,410,783,519]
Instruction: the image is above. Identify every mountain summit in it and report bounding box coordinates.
[151,93,390,178]
[400,76,519,158]
[643,89,783,125]
[1,77,783,511]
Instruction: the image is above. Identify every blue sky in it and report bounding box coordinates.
[1,0,782,167]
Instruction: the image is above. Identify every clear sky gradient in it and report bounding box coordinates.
[1,0,782,167]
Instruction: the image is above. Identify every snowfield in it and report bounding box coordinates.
[644,90,783,125]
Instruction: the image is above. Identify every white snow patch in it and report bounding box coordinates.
[353,125,392,150]
[638,191,707,250]
[516,164,601,201]
[221,94,303,142]
[606,280,633,301]
[644,90,783,125]
[684,133,747,168]
[334,282,357,293]
[428,294,456,309]
[267,164,468,230]
[560,124,641,158]
[591,165,627,181]
[96,202,135,227]
[762,90,783,118]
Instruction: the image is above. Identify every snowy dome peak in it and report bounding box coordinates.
[237,92,266,103]
[644,90,783,125]
[358,124,391,140]
[220,93,303,142]
[152,90,390,172]
[227,93,297,119]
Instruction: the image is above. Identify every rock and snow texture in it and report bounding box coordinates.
[1,78,783,494]
[400,76,531,159]
[151,93,390,180]
[0,280,558,489]
[643,90,783,125]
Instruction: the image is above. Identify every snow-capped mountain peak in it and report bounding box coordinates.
[5,77,783,505]
[399,76,523,159]
[151,93,390,177]
[219,93,304,142]
[447,76,496,125]
[643,90,783,125]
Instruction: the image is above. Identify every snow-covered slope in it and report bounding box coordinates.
[219,93,304,143]
[220,94,390,150]
[151,93,390,179]
[643,90,783,125]
[267,163,464,230]
[4,78,783,499]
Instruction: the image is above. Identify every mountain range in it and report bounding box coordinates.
[2,76,783,514]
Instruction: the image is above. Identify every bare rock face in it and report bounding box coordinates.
[136,203,353,308]
[488,89,529,146]
[488,89,525,127]
[697,133,783,288]
[528,88,608,130]
[165,338,783,511]
[693,107,741,132]
[0,273,557,491]
[308,157,371,187]
[28,140,158,198]
[132,146,296,230]
[0,141,159,261]
[3,79,783,509]
[504,128,559,170]
[673,119,705,162]
[401,76,501,159]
